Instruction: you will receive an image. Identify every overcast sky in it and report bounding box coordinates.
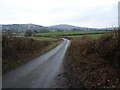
[0,0,119,28]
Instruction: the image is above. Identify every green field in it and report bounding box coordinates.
[29,37,59,41]
[66,34,104,40]
[32,30,112,41]
[87,34,105,40]
[35,30,109,37]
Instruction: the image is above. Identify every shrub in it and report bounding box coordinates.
[66,29,120,87]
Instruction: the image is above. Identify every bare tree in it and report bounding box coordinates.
[25,29,33,37]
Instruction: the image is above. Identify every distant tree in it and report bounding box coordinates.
[25,29,33,37]
[33,30,38,33]
[6,30,13,37]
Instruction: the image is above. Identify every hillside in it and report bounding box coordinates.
[2,24,48,33]
[48,24,98,31]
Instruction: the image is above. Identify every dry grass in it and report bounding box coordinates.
[66,29,120,88]
[2,35,57,73]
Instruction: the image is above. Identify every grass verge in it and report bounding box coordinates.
[2,36,61,74]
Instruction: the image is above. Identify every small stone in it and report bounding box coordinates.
[98,83,100,85]
[112,85,115,88]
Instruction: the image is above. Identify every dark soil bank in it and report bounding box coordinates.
[63,57,85,89]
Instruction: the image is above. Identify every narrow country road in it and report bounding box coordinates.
[3,38,71,88]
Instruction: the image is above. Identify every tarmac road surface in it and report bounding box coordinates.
[3,38,71,88]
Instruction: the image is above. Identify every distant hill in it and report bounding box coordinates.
[48,24,98,31]
[49,24,79,30]
[2,24,48,33]
[2,24,114,33]
[99,27,114,30]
